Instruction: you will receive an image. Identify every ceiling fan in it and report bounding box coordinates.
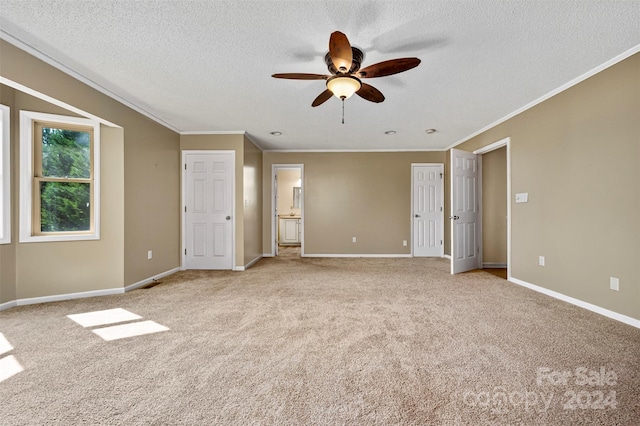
[272,31,421,109]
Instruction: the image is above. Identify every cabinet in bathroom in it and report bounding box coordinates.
[279,218,300,245]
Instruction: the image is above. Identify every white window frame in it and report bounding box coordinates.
[0,104,10,244]
[20,111,100,242]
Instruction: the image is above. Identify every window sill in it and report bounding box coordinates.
[19,233,100,243]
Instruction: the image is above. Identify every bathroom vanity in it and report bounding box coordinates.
[279,216,301,245]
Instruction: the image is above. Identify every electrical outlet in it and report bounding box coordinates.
[148,250,153,260]
[352,237,357,243]
[402,240,407,247]
[538,256,545,266]
[610,277,619,291]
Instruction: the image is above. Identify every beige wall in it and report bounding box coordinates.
[0,40,180,301]
[179,134,263,268]
[243,136,263,266]
[482,147,507,264]
[0,85,17,303]
[453,52,640,320]
[263,151,446,255]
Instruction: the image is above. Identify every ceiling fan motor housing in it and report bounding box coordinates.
[325,47,365,74]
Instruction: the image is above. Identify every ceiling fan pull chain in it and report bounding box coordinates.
[342,99,345,124]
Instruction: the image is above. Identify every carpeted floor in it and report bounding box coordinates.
[1,256,639,425]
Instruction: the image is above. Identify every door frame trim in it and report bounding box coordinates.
[181,150,236,270]
[473,137,511,279]
[271,164,304,257]
[410,163,444,257]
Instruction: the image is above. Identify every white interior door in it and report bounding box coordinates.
[451,149,480,274]
[184,152,234,270]
[412,164,443,257]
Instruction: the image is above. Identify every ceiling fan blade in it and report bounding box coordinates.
[357,58,421,78]
[312,89,333,107]
[356,83,385,103]
[272,73,328,80]
[329,31,353,73]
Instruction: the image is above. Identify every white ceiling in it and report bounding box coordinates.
[1,1,639,151]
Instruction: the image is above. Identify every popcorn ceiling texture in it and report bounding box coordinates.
[1,256,639,424]
[0,1,639,150]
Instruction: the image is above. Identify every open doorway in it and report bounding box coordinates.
[272,165,304,257]
[450,138,510,278]
[480,146,507,278]
[475,138,510,280]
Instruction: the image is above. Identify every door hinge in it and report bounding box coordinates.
[184,163,187,170]
[440,206,443,212]
[184,249,187,255]
[440,173,443,179]
[184,206,187,213]
[441,240,443,245]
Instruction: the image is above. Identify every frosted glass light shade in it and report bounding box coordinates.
[327,76,362,100]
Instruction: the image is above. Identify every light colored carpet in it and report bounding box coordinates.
[1,257,639,425]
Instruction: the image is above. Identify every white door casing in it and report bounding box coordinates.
[451,149,480,274]
[412,164,444,257]
[183,151,234,270]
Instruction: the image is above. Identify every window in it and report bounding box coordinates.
[0,104,10,244]
[20,111,100,242]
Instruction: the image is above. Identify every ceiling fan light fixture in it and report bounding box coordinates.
[327,76,361,100]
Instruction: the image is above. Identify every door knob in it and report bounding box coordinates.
[414,214,420,218]
[449,215,460,220]
[226,216,231,220]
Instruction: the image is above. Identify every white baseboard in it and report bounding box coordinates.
[443,254,452,260]
[509,276,640,329]
[483,262,507,268]
[0,300,18,312]
[234,255,263,271]
[16,288,125,307]
[125,267,181,292]
[302,254,412,258]
[262,253,275,258]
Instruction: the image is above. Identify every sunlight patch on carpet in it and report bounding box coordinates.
[0,355,24,383]
[0,332,13,356]
[67,308,142,327]
[91,320,169,341]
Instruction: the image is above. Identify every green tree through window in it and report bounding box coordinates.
[38,127,92,233]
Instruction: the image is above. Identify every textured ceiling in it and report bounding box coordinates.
[1,1,639,151]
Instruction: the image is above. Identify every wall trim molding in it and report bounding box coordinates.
[263,148,444,153]
[509,276,640,329]
[0,268,182,311]
[483,262,507,268]
[234,255,263,271]
[0,31,176,132]
[443,254,452,260]
[15,288,125,307]
[446,43,640,151]
[180,130,246,135]
[124,267,181,292]
[0,300,18,312]
[303,254,412,258]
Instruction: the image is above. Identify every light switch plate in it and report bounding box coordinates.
[610,277,619,291]
[515,193,529,203]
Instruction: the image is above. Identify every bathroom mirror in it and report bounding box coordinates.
[293,187,301,209]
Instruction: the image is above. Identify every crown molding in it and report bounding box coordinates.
[446,43,640,151]
[0,30,180,133]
